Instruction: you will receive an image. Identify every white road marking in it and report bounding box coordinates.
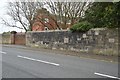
[17,55,60,66]
[0,51,7,54]
[94,72,120,79]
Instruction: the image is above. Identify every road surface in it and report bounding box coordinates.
[0,45,119,79]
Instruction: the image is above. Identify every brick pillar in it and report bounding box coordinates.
[11,31,17,44]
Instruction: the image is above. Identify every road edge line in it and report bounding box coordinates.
[17,55,60,66]
[94,72,120,79]
[0,51,7,54]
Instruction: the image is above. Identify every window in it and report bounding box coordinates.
[44,18,49,23]
[44,27,49,31]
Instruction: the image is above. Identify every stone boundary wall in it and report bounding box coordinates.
[0,33,26,45]
[0,34,2,44]
[1,34,12,44]
[26,28,118,56]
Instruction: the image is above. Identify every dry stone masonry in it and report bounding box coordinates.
[26,28,118,56]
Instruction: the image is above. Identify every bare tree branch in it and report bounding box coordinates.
[1,1,44,32]
[0,17,23,29]
[45,1,92,29]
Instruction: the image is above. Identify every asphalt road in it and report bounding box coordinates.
[1,45,119,79]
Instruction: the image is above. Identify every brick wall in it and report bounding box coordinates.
[14,33,26,45]
[26,28,119,56]
[1,33,26,45]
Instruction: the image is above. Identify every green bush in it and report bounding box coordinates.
[70,21,93,32]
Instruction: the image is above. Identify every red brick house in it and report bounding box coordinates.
[32,8,71,31]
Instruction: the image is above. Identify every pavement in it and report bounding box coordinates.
[0,45,119,79]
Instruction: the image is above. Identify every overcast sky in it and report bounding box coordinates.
[0,0,119,34]
[0,0,25,33]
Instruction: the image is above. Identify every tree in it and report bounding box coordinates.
[1,0,92,31]
[1,1,44,32]
[84,2,120,28]
[45,1,92,29]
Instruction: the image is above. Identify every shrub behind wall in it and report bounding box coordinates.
[70,21,93,32]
